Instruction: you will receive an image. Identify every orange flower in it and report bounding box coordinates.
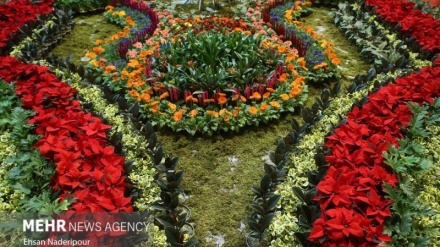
[128,59,140,68]
[328,53,338,60]
[292,76,305,86]
[85,51,97,58]
[289,87,301,97]
[94,39,103,45]
[206,110,219,118]
[204,99,215,104]
[286,52,298,62]
[129,90,139,98]
[140,93,151,102]
[248,106,258,115]
[331,58,341,65]
[260,103,269,112]
[269,101,281,108]
[105,5,114,11]
[313,62,328,70]
[277,45,289,54]
[231,95,239,101]
[168,102,176,111]
[263,92,271,99]
[266,88,275,93]
[173,111,183,122]
[104,65,116,74]
[93,46,105,54]
[139,50,154,57]
[250,92,262,100]
[278,73,288,83]
[189,109,198,117]
[150,101,159,113]
[159,92,169,99]
[280,94,290,101]
[297,57,308,70]
[240,96,247,102]
[218,96,227,105]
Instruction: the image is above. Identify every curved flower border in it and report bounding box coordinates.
[264,0,341,83]
[91,2,312,135]
[309,64,440,246]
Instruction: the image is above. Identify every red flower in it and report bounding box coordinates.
[325,208,366,239]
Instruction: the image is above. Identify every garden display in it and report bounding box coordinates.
[0,0,439,246]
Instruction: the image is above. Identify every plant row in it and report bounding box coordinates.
[9,9,75,62]
[0,55,137,245]
[383,99,440,246]
[333,2,430,72]
[247,0,436,246]
[307,63,440,247]
[365,0,440,55]
[410,0,440,20]
[263,0,341,83]
[0,0,54,54]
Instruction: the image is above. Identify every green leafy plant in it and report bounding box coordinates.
[153,31,282,92]
[383,99,440,246]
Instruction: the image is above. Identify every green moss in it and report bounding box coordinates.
[159,117,294,247]
[301,7,371,92]
[51,14,121,65]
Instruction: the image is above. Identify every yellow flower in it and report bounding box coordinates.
[168,102,176,111]
[206,110,219,118]
[248,106,258,115]
[85,51,97,58]
[189,109,198,117]
[280,94,290,101]
[269,101,281,108]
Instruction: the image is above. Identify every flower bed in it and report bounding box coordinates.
[365,0,440,54]
[248,1,437,246]
[309,65,440,246]
[263,0,341,83]
[90,3,313,135]
[0,56,135,245]
[0,0,54,52]
[383,99,440,246]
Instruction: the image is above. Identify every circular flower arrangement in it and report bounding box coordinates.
[106,11,310,135]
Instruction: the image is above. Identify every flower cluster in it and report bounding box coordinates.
[366,0,440,53]
[309,65,440,246]
[0,0,53,49]
[0,56,133,214]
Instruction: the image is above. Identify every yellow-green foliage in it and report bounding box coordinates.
[0,132,23,211]
[414,125,440,246]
